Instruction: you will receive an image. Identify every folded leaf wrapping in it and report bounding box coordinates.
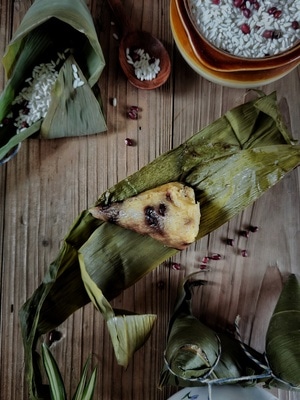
[266,274,300,389]
[0,0,107,162]
[159,277,267,388]
[19,92,300,399]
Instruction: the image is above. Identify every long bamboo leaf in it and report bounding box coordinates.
[266,274,300,389]
[81,367,97,400]
[41,343,67,400]
[72,357,97,400]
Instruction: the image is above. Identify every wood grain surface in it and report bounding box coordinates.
[0,0,300,399]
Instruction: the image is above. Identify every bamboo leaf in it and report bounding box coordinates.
[79,250,157,367]
[72,357,97,400]
[41,55,106,138]
[72,357,90,400]
[81,367,98,400]
[41,343,67,400]
[266,274,300,389]
[159,276,266,388]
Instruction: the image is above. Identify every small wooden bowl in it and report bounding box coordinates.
[119,31,171,90]
[179,0,300,73]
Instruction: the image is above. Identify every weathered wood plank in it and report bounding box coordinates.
[0,0,300,399]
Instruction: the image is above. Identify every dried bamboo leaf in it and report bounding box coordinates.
[19,93,300,399]
[0,0,106,162]
[266,274,300,389]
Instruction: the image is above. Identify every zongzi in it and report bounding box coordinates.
[89,182,201,250]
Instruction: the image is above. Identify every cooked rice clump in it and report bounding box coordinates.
[190,0,300,58]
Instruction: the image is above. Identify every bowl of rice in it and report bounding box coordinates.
[171,0,300,87]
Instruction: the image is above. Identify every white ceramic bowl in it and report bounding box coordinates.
[167,385,279,400]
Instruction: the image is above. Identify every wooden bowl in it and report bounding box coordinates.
[179,0,300,73]
[171,0,300,88]
[119,31,171,90]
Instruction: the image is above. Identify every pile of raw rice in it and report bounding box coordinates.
[126,48,161,81]
[189,0,300,58]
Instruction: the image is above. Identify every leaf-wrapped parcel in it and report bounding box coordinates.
[159,275,267,388]
[0,0,106,163]
[160,273,300,392]
[19,92,300,399]
[266,274,300,390]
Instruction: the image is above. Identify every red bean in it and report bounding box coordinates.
[227,238,234,246]
[241,249,248,257]
[252,1,260,10]
[243,8,252,18]
[124,138,135,146]
[127,110,138,119]
[130,105,142,112]
[262,30,274,39]
[273,10,282,19]
[241,230,250,238]
[241,23,251,34]
[171,262,181,270]
[212,0,220,4]
[233,0,244,7]
[292,21,300,30]
[210,253,222,260]
[268,6,277,15]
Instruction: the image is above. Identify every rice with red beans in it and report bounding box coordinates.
[189,0,300,58]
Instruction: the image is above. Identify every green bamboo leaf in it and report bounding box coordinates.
[79,250,157,367]
[81,367,97,400]
[40,55,106,138]
[72,357,90,400]
[266,274,300,389]
[41,343,67,400]
[159,276,266,388]
[72,357,97,400]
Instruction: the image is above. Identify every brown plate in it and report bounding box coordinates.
[179,0,300,72]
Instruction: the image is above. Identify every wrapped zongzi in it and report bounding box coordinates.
[0,0,107,163]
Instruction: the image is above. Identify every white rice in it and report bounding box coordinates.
[126,48,161,81]
[189,0,300,58]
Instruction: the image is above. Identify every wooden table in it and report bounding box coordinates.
[0,1,300,399]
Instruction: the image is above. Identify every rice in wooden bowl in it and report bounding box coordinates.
[184,0,300,71]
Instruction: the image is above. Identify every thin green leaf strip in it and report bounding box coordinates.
[81,367,97,400]
[72,357,97,400]
[41,343,67,400]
